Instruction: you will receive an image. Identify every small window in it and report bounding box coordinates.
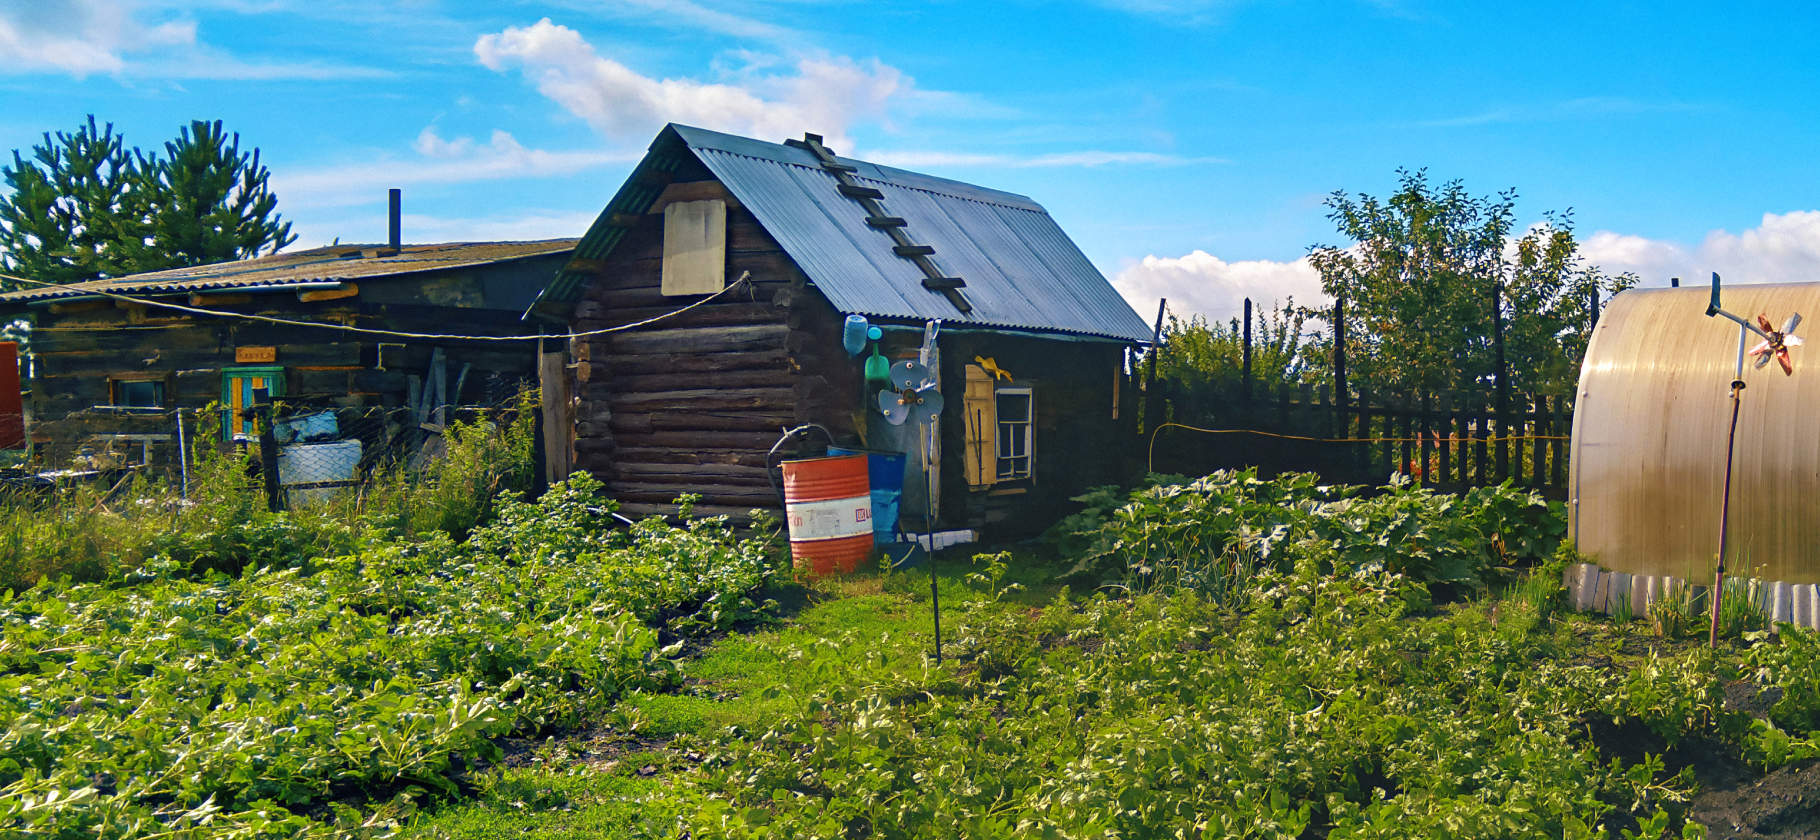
[223,366,284,439]
[995,387,1033,480]
[110,378,166,409]
[661,199,727,295]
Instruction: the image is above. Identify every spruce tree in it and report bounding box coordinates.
[0,116,150,287]
[141,120,294,272]
[0,116,294,291]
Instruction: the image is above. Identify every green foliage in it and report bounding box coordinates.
[1152,299,1314,389]
[0,473,782,838]
[0,116,148,285]
[1306,168,1636,395]
[0,396,539,591]
[140,119,294,271]
[1052,469,1563,595]
[0,115,294,288]
[679,568,1704,839]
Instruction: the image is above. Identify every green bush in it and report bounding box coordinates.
[1050,469,1565,596]
[0,392,539,591]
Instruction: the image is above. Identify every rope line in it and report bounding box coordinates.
[1147,421,1572,474]
[0,270,754,343]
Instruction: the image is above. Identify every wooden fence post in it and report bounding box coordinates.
[252,387,282,513]
[1438,392,1453,485]
[1530,394,1546,486]
[1243,297,1253,401]
[1550,395,1565,489]
[1420,390,1433,485]
[1474,398,1489,484]
[1398,392,1413,479]
[1145,298,1166,433]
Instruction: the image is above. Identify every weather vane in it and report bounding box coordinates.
[1703,272,1802,647]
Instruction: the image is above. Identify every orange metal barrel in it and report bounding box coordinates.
[782,455,872,575]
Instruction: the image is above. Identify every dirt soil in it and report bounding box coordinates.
[1589,679,1820,840]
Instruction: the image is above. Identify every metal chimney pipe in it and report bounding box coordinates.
[388,189,401,252]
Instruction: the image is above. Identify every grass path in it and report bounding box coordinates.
[405,555,1043,838]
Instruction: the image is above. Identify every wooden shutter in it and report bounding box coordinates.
[661,199,727,295]
[222,366,284,440]
[963,364,997,487]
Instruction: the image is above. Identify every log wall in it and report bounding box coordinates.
[21,257,561,462]
[570,171,823,520]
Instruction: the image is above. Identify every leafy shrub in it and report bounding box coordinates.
[0,474,781,838]
[1052,469,1564,596]
[0,392,538,591]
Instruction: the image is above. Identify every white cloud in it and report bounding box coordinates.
[1422,97,1701,128]
[475,18,913,151]
[0,0,193,76]
[865,149,1226,169]
[559,0,796,41]
[276,127,635,209]
[1581,211,1820,287]
[0,0,386,79]
[1112,250,1327,324]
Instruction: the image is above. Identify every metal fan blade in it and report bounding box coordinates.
[1780,349,1796,376]
[889,360,933,392]
[908,388,944,423]
[1758,313,1777,334]
[876,389,910,425]
[1755,350,1774,369]
[1786,334,1806,347]
[1785,312,1803,336]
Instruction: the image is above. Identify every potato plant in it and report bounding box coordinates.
[682,570,1711,840]
[0,475,781,838]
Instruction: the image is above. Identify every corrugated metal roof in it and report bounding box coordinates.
[547,124,1152,343]
[0,240,576,304]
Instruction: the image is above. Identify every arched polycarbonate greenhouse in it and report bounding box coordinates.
[1571,282,1820,597]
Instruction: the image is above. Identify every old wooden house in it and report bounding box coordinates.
[535,124,1154,535]
[0,228,574,470]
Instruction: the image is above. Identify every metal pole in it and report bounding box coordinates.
[1713,376,1744,648]
[925,420,942,663]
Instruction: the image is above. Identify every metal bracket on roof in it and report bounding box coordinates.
[788,132,973,314]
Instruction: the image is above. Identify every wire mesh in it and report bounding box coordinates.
[4,393,530,511]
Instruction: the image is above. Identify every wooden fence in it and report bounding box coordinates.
[1147,377,1574,496]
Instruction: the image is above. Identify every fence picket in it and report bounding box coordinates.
[1438,392,1453,484]
[1550,395,1565,488]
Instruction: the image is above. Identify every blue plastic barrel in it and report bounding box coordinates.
[827,446,906,544]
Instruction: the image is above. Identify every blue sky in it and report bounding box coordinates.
[3,0,1819,321]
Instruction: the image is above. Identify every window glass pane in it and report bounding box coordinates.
[117,380,162,407]
[994,388,1033,480]
[996,392,1030,422]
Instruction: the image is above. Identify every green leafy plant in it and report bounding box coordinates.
[0,473,782,838]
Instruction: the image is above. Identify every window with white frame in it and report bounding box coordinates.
[995,387,1033,480]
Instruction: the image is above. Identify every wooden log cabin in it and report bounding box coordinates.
[532,124,1155,535]
[0,236,574,468]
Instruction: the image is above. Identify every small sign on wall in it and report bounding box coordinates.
[236,346,277,364]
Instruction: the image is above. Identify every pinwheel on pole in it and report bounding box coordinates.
[1704,272,1802,647]
[877,323,948,662]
